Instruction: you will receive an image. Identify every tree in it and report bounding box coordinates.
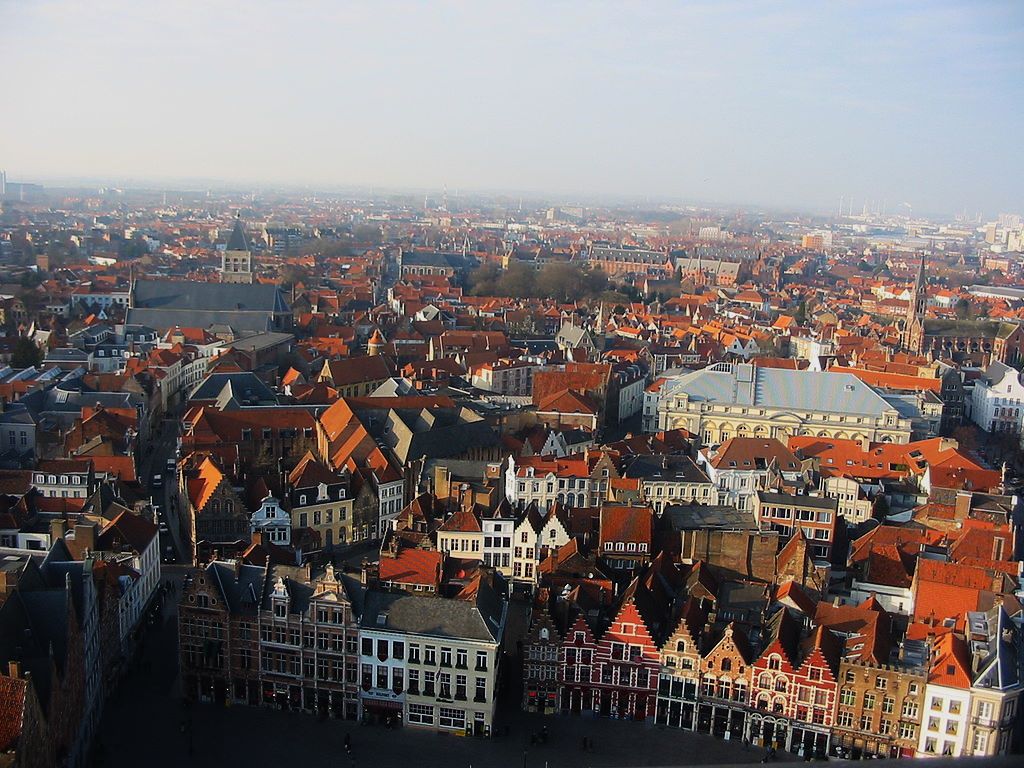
[794,300,807,325]
[352,224,382,244]
[954,298,971,320]
[467,263,501,295]
[280,264,310,289]
[11,337,42,369]
[497,263,536,297]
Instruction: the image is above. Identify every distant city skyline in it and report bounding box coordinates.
[3,0,1022,216]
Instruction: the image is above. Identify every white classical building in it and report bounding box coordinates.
[653,363,913,445]
[969,360,1024,434]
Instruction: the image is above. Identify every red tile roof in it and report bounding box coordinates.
[599,505,652,547]
[0,675,27,753]
[378,547,442,587]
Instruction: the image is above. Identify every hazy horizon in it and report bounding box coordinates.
[3,1,1022,217]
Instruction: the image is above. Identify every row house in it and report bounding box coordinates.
[179,561,359,718]
[317,397,405,538]
[521,588,566,714]
[559,582,662,720]
[357,575,506,734]
[181,405,319,477]
[249,494,292,547]
[180,454,250,564]
[816,595,927,759]
[480,502,516,578]
[754,492,838,562]
[697,624,754,741]
[597,504,652,574]
[833,658,927,759]
[655,597,707,731]
[32,459,96,500]
[468,358,544,396]
[259,565,360,718]
[62,513,161,654]
[504,450,620,512]
[511,501,587,586]
[436,507,483,561]
[747,611,840,758]
[620,454,714,513]
[698,438,806,513]
[286,452,353,550]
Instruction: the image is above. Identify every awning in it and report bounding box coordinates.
[363,699,402,712]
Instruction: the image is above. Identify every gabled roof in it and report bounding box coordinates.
[438,507,482,533]
[928,632,972,688]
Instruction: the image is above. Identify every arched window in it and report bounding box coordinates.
[224,501,233,515]
[539,628,550,641]
[768,654,781,671]
[211,500,220,514]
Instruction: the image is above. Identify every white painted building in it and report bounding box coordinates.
[969,360,1024,435]
[358,586,506,734]
[481,504,515,578]
[250,494,292,546]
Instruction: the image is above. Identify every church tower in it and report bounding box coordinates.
[904,257,926,354]
[221,216,254,284]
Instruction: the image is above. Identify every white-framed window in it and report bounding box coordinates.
[438,707,465,730]
[408,703,433,725]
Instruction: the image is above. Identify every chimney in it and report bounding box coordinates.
[74,523,96,553]
[7,660,21,678]
[50,518,67,542]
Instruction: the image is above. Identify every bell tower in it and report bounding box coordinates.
[904,257,926,354]
[221,216,254,284]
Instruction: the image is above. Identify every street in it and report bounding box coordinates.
[137,411,185,565]
[93,571,776,768]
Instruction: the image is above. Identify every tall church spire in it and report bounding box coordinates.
[904,256,927,353]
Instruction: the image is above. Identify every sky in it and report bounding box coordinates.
[2,0,1022,216]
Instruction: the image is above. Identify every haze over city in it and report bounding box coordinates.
[3,4,1024,768]
[4,0,1023,215]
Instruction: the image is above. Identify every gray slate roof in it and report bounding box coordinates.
[226,218,249,251]
[127,280,290,333]
[662,503,756,531]
[662,362,893,416]
[361,585,505,643]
